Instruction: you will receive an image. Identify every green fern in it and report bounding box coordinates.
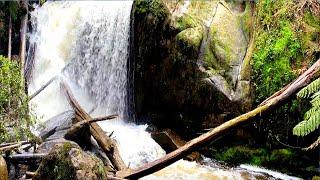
[293,109,320,136]
[303,106,320,120]
[294,78,320,137]
[297,78,320,98]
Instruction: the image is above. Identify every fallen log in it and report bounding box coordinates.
[92,115,118,122]
[7,153,47,163]
[303,136,320,151]
[117,59,320,179]
[61,82,127,171]
[29,76,56,100]
[25,171,36,177]
[64,114,117,140]
[0,143,22,153]
[0,141,28,148]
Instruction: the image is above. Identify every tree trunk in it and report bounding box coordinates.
[61,82,127,171]
[8,15,12,60]
[20,0,28,74]
[117,59,320,179]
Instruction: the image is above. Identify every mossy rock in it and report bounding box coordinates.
[173,14,200,32]
[134,0,169,24]
[176,26,203,58]
[34,142,106,180]
[206,2,247,84]
[133,0,252,137]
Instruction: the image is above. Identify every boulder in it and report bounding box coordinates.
[133,0,253,136]
[34,142,106,180]
[151,129,200,161]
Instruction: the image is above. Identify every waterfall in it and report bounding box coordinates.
[27,1,300,179]
[28,0,165,168]
[28,1,132,120]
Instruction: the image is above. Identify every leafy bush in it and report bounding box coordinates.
[0,55,33,142]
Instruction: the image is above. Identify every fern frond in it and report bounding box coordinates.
[310,92,320,106]
[293,110,320,136]
[311,98,320,107]
[304,106,320,120]
[311,91,320,99]
[297,78,320,98]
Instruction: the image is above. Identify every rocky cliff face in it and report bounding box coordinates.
[132,0,253,136]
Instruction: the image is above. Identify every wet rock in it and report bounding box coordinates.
[37,111,74,140]
[34,142,106,180]
[37,110,92,149]
[36,138,80,153]
[151,129,200,161]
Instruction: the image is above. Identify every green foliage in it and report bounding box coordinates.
[175,14,199,32]
[214,146,297,167]
[134,0,168,22]
[0,1,20,20]
[0,56,33,143]
[213,145,318,177]
[294,78,320,136]
[252,0,302,103]
[40,0,46,6]
[250,0,320,150]
[214,146,268,166]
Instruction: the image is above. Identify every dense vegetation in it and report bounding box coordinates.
[213,0,319,177]
[0,56,33,143]
[253,0,319,103]
[252,0,319,147]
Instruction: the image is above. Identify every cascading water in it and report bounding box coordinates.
[27,1,300,179]
[28,0,164,169]
[28,1,132,121]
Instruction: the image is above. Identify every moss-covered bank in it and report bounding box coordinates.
[212,0,320,178]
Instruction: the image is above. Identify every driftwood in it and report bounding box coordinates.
[39,127,57,141]
[61,82,127,171]
[0,141,37,155]
[7,153,47,163]
[30,76,56,100]
[117,59,320,179]
[303,136,320,151]
[0,141,28,148]
[64,114,117,140]
[0,143,23,153]
[25,171,35,177]
[92,115,118,122]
